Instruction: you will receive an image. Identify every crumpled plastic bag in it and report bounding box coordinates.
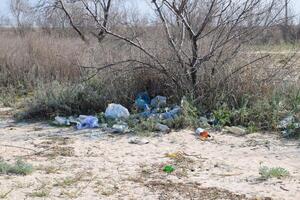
[105,103,130,119]
[135,92,151,111]
[76,115,100,130]
[53,116,71,126]
[151,96,167,108]
[161,106,181,119]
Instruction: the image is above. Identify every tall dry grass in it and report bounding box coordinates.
[0,28,299,118]
[0,30,85,89]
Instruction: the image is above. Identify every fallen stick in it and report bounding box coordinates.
[21,146,56,157]
[280,186,289,191]
[0,144,37,152]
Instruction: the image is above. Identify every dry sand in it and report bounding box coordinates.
[0,108,299,200]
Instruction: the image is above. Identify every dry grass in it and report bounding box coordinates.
[0,29,299,127]
[126,152,250,200]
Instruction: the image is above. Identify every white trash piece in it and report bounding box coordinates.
[105,103,130,119]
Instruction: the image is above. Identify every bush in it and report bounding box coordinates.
[259,166,289,179]
[16,80,106,120]
[0,159,33,175]
[232,97,282,130]
[213,105,233,126]
[210,87,300,133]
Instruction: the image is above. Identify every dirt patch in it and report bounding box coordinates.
[0,118,299,199]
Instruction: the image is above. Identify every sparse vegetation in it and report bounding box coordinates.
[0,0,300,198]
[29,190,49,198]
[16,80,106,120]
[0,0,296,135]
[259,166,290,180]
[0,159,33,175]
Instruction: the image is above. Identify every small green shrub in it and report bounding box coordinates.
[246,122,259,133]
[213,104,233,126]
[16,80,106,120]
[164,115,189,130]
[259,166,289,179]
[0,159,33,175]
[29,190,49,198]
[0,161,10,174]
[179,97,199,128]
[133,118,158,133]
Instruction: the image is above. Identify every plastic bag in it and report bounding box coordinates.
[76,115,99,130]
[105,103,130,119]
[151,96,167,108]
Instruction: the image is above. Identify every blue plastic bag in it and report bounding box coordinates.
[136,92,150,104]
[105,103,130,119]
[151,96,167,108]
[135,92,151,111]
[135,98,150,111]
[161,106,181,119]
[76,115,100,130]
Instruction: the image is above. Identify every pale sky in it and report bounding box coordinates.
[1,0,300,20]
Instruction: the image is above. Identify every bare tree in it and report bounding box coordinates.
[10,0,33,35]
[37,0,285,98]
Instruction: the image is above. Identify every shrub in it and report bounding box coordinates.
[16,80,106,120]
[259,166,289,179]
[213,104,233,126]
[0,159,33,175]
[179,97,199,128]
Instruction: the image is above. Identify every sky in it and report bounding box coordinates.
[1,0,300,21]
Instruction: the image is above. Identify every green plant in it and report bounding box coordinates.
[132,118,158,134]
[230,92,284,130]
[213,104,233,126]
[16,80,106,120]
[164,115,189,130]
[53,173,85,188]
[0,159,33,175]
[29,190,49,198]
[180,97,199,128]
[259,166,289,179]
[246,122,259,133]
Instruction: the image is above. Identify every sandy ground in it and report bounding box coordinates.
[0,108,300,200]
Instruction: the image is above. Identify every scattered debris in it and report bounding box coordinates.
[53,116,71,126]
[277,115,300,138]
[195,128,211,140]
[278,116,295,129]
[112,123,130,134]
[161,106,181,120]
[53,115,99,130]
[105,103,130,119]
[224,126,247,136]
[195,128,205,135]
[76,115,99,130]
[151,96,167,108]
[163,165,175,173]
[155,123,170,133]
[128,137,149,145]
[135,92,151,111]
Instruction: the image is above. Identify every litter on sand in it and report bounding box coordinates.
[195,128,211,140]
[105,103,130,119]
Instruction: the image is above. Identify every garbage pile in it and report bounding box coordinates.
[135,92,181,120]
[53,115,100,130]
[52,92,183,134]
